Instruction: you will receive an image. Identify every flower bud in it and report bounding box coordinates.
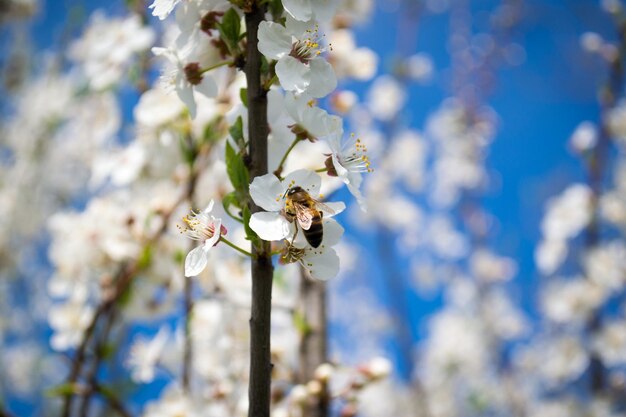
[314,363,334,382]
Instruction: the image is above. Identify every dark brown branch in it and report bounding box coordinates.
[77,306,119,417]
[61,195,185,417]
[297,269,329,417]
[244,2,274,416]
[93,383,133,417]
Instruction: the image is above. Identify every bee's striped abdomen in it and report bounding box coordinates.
[303,212,323,248]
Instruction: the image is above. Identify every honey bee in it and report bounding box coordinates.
[284,186,334,248]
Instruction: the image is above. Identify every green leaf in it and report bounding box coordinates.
[268,0,284,19]
[225,139,249,194]
[98,343,117,360]
[260,55,269,75]
[202,117,223,144]
[239,88,248,107]
[137,244,152,270]
[229,116,245,149]
[242,205,258,243]
[293,310,311,336]
[218,8,241,55]
[222,192,245,223]
[173,249,185,265]
[117,282,134,307]
[178,136,195,165]
[46,383,78,397]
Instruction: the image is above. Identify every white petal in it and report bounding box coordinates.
[282,0,313,21]
[331,153,348,177]
[276,56,311,94]
[347,181,367,212]
[258,21,293,60]
[203,200,215,214]
[250,173,284,212]
[195,75,217,98]
[285,93,343,138]
[316,114,343,138]
[302,248,340,280]
[175,77,197,118]
[151,46,176,62]
[204,218,222,248]
[149,0,180,20]
[321,201,346,217]
[285,14,317,37]
[284,169,321,196]
[267,89,285,124]
[185,245,209,277]
[323,130,343,154]
[321,218,344,246]
[284,91,310,122]
[306,58,337,98]
[250,212,291,241]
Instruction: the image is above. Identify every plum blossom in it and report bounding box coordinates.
[149,0,181,20]
[542,278,605,325]
[324,130,372,210]
[248,169,345,243]
[69,12,155,90]
[538,335,589,385]
[143,385,202,417]
[177,200,226,277]
[592,320,626,366]
[127,327,170,383]
[152,46,217,118]
[284,217,344,280]
[49,291,95,351]
[258,20,336,98]
[284,92,343,138]
[366,75,407,121]
[541,184,593,241]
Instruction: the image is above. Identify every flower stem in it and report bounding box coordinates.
[220,236,254,258]
[263,74,278,90]
[224,204,244,224]
[315,167,327,173]
[201,60,233,74]
[274,136,301,177]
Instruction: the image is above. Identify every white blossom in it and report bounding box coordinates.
[127,327,170,383]
[258,19,337,97]
[177,200,226,277]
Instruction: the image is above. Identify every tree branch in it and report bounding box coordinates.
[297,269,329,417]
[244,2,274,416]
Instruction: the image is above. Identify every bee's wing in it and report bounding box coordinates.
[314,199,335,215]
[293,202,314,230]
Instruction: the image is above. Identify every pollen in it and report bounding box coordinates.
[336,133,373,175]
[178,209,222,242]
[290,25,330,63]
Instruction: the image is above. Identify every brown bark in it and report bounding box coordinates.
[298,271,329,417]
[244,2,274,416]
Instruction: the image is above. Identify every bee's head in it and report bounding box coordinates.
[287,186,303,196]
